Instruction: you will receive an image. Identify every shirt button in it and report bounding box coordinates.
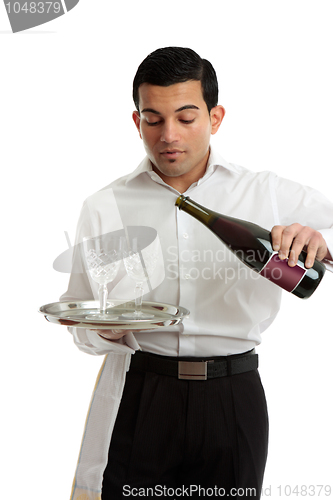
[183,233,189,239]
[184,274,191,280]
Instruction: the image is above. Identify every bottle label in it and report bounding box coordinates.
[259,253,307,292]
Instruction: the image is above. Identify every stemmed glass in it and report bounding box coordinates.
[83,234,122,319]
[122,236,157,319]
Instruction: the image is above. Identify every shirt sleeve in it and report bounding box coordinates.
[69,327,140,355]
[273,174,333,272]
[318,228,333,270]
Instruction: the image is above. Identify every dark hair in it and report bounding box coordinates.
[133,47,218,113]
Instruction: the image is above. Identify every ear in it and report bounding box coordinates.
[132,111,142,139]
[210,105,225,135]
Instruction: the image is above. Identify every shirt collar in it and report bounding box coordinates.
[125,156,153,184]
[206,146,240,175]
[125,146,239,185]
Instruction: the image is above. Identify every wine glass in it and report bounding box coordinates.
[122,236,157,319]
[83,234,122,320]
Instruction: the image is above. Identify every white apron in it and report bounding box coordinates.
[70,352,131,500]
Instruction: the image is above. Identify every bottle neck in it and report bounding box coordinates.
[175,195,215,225]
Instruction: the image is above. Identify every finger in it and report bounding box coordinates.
[270,225,286,252]
[301,232,324,268]
[303,244,318,268]
[278,223,303,263]
[287,226,314,267]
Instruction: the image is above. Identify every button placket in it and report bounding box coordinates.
[178,214,196,294]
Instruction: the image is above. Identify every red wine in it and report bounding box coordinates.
[175,195,326,299]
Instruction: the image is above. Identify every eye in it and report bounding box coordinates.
[145,118,163,127]
[180,119,195,124]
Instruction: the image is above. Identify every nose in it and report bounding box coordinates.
[160,120,180,143]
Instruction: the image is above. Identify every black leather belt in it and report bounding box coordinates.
[131,349,258,381]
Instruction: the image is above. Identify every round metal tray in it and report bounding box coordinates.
[39,300,190,330]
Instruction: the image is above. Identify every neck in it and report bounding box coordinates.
[152,152,210,194]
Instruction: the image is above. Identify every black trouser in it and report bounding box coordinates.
[102,352,269,499]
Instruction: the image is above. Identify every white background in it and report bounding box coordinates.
[1,1,332,498]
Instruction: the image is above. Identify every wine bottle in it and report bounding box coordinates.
[175,195,326,299]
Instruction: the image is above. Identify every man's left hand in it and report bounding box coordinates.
[271,224,329,268]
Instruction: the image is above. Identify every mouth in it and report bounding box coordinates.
[160,150,184,160]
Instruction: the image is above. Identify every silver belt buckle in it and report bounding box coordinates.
[178,361,208,380]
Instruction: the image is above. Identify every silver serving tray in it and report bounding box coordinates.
[39,300,190,330]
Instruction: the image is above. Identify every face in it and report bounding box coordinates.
[132,81,225,192]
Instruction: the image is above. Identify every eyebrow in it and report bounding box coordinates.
[140,105,200,115]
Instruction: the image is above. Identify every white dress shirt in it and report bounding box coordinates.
[62,147,333,358]
[64,147,333,499]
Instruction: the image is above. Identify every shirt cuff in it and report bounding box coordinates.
[318,228,333,272]
[69,327,140,355]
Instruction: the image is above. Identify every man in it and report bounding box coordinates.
[63,47,333,500]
